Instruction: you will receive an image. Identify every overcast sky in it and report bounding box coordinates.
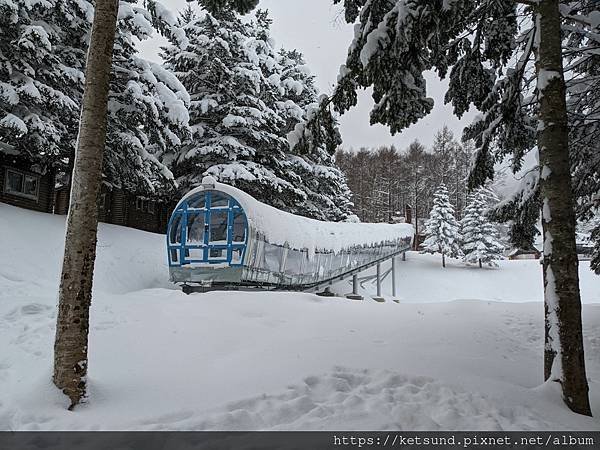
[138,0,477,151]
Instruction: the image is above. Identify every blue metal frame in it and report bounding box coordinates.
[166,190,248,267]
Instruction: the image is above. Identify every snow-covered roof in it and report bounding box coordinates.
[176,176,414,254]
[508,247,541,256]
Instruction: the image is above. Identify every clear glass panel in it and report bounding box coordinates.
[284,248,304,275]
[232,211,246,243]
[23,175,38,196]
[186,213,205,244]
[254,240,265,268]
[209,247,227,261]
[231,246,244,264]
[188,193,206,209]
[188,248,204,260]
[264,243,283,272]
[6,171,23,193]
[169,215,183,244]
[210,211,228,243]
[210,192,229,208]
[170,249,179,263]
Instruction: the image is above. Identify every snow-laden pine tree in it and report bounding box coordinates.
[567,0,600,275]
[320,0,591,416]
[0,0,191,196]
[165,7,352,220]
[454,0,600,278]
[0,0,90,168]
[163,7,305,209]
[422,184,462,268]
[276,49,353,221]
[461,189,504,268]
[104,1,191,197]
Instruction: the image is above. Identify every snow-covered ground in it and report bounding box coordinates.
[0,203,598,431]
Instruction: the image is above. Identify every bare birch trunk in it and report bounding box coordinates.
[536,0,591,416]
[53,0,119,410]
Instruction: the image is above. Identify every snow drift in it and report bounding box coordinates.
[0,204,598,431]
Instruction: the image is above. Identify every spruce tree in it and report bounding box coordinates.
[165,7,352,220]
[276,49,353,221]
[0,0,191,196]
[163,7,304,209]
[461,189,504,268]
[568,0,600,274]
[0,0,90,168]
[422,184,462,268]
[105,0,191,197]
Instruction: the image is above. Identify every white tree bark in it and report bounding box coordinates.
[53,0,119,409]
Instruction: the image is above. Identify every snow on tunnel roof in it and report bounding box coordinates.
[175,177,414,254]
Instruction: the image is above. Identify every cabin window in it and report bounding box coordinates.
[210,192,229,208]
[4,168,39,200]
[98,193,107,210]
[135,197,154,214]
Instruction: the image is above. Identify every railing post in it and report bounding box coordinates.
[376,263,382,297]
[373,263,384,302]
[346,274,363,300]
[392,256,397,298]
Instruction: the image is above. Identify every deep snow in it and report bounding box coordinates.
[0,203,598,430]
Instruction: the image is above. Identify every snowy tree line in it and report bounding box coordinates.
[0,1,352,221]
[336,126,473,223]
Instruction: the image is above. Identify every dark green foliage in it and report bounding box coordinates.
[197,0,259,15]
[0,0,90,169]
[0,0,190,197]
[328,0,599,258]
[164,8,352,221]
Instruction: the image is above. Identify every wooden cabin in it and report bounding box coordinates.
[0,151,55,214]
[54,184,173,234]
[507,246,542,260]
